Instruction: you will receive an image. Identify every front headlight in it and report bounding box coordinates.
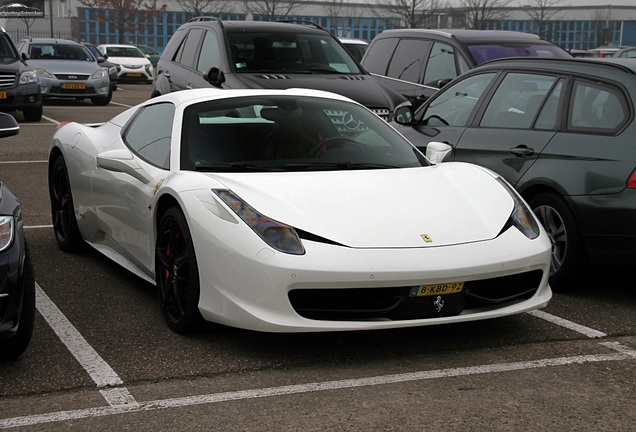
[19,70,38,84]
[0,215,15,252]
[496,177,540,239]
[35,68,53,78]
[108,66,117,74]
[145,64,152,74]
[213,189,305,255]
[91,69,108,79]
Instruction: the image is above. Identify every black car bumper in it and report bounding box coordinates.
[0,223,25,340]
[0,82,42,112]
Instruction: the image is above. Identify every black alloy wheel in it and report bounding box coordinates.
[155,207,203,333]
[49,156,83,252]
[529,192,585,289]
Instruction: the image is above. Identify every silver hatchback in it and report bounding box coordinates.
[17,38,112,106]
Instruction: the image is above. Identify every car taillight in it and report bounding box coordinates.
[627,168,636,189]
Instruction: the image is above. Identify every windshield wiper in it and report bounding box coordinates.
[194,163,284,172]
[285,162,401,170]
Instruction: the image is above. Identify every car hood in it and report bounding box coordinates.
[196,164,514,248]
[27,59,101,74]
[235,73,401,109]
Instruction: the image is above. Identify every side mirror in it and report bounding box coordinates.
[0,113,19,138]
[21,52,29,61]
[393,105,414,125]
[437,78,453,89]
[204,67,225,88]
[97,57,106,64]
[425,141,452,164]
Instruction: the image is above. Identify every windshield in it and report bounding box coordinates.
[105,46,144,58]
[181,96,426,172]
[468,43,572,65]
[227,31,362,74]
[29,43,94,61]
[0,35,19,61]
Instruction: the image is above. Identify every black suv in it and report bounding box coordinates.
[361,29,572,108]
[0,29,42,122]
[152,18,408,120]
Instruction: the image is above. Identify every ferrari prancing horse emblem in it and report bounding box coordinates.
[421,234,432,243]
[433,296,444,313]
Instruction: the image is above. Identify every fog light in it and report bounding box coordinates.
[28,96,35,102]
[98,86,109,94]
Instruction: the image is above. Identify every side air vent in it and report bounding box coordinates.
[340,76,365,81]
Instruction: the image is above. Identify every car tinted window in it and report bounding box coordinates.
[181,96,426,171]
[420,73,496,127]
[0,35,18,60]
[387,39,429,83]
[227,31,361,74]
[467,44,572,64]
[423,42,459,87]
[569,80,628,132]
[124,103,175,169]
[481,73,557,129]
[535,80,563,130]
[360,37,398,75]
[31,43,94,61]
[175,28,204,68]
[105,46,144,58]
[197,30,221,73]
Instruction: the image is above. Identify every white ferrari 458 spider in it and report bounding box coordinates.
[48,88,552,334]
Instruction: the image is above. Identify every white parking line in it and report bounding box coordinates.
[35,284,124,388]
[528,310,607,338]
[1,343,634,429]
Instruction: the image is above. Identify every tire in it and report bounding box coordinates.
[0,242,35,360]
[155,207,204,334]
[49,156,83,252]
[22,105,42,122]
[91,89,112,106]
[529,192,586,290]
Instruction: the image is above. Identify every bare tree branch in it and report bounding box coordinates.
[456,0,513,29]
[242,0,302,21]
[372,0,443,29]
[175,0,233,16]
[518,0,567,39]
[77,0,165,42]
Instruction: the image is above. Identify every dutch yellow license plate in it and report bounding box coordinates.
[0,92,6,99]
[410,282,464,297]
[62,83,86,89]
[128,73,141,77]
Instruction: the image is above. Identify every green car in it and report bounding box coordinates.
[394,57,636,289]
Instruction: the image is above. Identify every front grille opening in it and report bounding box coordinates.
[288,270,543,321]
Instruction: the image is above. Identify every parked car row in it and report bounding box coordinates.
[571,45,636,58]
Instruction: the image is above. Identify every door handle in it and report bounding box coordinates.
[509,146,534,157]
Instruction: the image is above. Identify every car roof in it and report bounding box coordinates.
[339,38,368,45]
[374,29,544,43]
[192,19,330,35]
[28,38,82,45]
[98,44,138,48]
[474,56,636,75]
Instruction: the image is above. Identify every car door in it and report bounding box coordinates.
[399,72,498,152]
[451,72,563,186]
[187,29,223,89]
[92,102,175,274]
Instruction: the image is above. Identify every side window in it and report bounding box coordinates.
[421,72,496,127]
[196,30,221,73]
[569,80,628,133]
[361,38,398,75]
[173,28,204,69]
[535,80,563,130]
[423,42,459,87]
[480,73,557,129]
[387,39,430,83]
[124,103,175,169]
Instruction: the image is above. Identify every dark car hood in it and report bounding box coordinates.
[235,73,403,109]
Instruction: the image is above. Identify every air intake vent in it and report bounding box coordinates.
[0,73,16,88]
[340,76,364,81]
[258,74,291,80]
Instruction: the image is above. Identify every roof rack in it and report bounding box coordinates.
[276,20,326,32]
[188,16,222,24]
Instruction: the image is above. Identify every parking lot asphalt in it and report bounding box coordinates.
[0,85,634,431]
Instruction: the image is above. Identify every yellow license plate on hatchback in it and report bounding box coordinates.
[0,92,6,99]
[62,83,86,89]
[410,282,464,297]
